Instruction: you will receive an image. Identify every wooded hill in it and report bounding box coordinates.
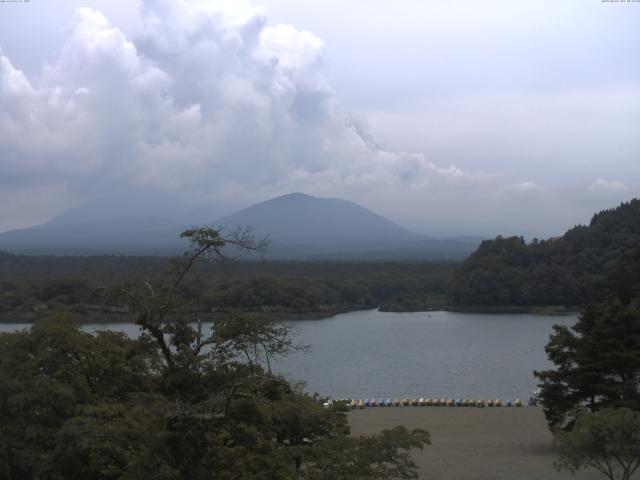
[450,199,640,307]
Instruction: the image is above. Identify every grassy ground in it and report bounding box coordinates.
[349,407,606,480]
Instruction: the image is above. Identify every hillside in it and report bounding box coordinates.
[449,199,640,307]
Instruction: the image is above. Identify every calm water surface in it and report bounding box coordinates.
[0,309,577,400]
[276,310,577,400]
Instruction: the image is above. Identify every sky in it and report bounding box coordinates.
[0,0,638,237]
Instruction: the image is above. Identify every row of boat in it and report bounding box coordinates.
[331,398,524,408]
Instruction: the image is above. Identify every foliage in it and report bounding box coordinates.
[554,408,640,480]
[450,199,640,307]
[0,252,455,321]
[0,317,162,479]
[536,247,640,479]
[0,227,430,479]
[302,426,430,480]
[535,248,640,428]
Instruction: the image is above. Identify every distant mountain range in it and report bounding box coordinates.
[0,192,482,259]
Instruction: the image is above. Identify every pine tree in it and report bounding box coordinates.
[535,251,640,428]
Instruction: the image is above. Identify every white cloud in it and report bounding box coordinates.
[590,178,627,193]
[0,0,637,237]
[0,2,497,212]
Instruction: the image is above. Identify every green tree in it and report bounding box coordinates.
[0,317,159,479]
[0,227,431,479]
[535,299,640,428]
[302,426,430,479]
[554,408,640,480]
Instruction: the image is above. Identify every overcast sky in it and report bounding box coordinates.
[0,0,638,236]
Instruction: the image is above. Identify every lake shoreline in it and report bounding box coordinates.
[0,307,366,324]
[1,310,578,401]
[0,304,581,324]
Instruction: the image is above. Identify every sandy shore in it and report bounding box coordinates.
[349,407,605,480]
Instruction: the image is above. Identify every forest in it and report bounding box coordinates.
[2,199,640,322]
[449,200,640,308]
[0,254,453,322]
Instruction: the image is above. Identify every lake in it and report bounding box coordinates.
[0,309,577,401]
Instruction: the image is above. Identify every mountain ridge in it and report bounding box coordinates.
[0,192,481,259]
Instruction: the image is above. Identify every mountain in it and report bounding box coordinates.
[449,198,640,307]
[0,192,481,259]
[0,191,220,255]
[215,193,480,259]
[216,192,417,251]
[42,191,217,228]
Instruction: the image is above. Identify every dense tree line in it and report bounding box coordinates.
[0,255,453,322]
[450,199,640,307]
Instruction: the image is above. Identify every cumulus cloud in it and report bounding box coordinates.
[0,0,636,237]
[0,2,496,207]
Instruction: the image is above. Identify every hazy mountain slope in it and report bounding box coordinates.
[0,218,187,255]
[214,193,481,259]
[216,193,421,249]
[43,191,218,228]
[0,191,221,255]
[0,192,480,259]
